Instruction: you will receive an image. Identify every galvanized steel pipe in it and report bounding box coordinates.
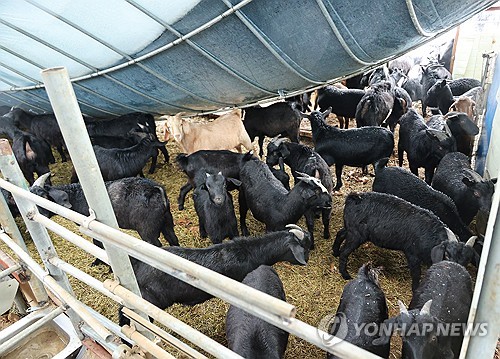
[121,325,175,359]
[33,213,109,265]
[122,307,208,359]
[0,232,114,343]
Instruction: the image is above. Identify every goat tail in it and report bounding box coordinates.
[357,262,382,287]
[374,157,390,174]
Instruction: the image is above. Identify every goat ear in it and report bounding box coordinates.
[48,188,72,208]
[227,178,242,187]
[290,243,307,265]
[431,243,445,263]
[25,140,36,161]
[425,129,448,142]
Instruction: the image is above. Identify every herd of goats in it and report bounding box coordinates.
[0,51,496,358]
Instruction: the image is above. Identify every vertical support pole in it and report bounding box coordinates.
[0,140,81,335]
[461,167,500,358]
[0,179,48,305]
[40,67,150,331]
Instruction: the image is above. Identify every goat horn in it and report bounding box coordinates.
[274,137,287,147]
[270,135,281,143]
[295,171,311,179]
[286,224,302,231]
[420,300,433,316]
[287,228,305,241]
[464,168,483,183]
[466,236,477,247]
[398,300,409,315]
[445,228,458,242]
[33,172,51,187]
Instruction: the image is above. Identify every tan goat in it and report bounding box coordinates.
[449,96,476,122]
[165,109,253,154]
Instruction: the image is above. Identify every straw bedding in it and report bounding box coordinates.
[0,109,478,358]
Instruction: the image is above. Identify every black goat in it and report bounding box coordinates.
[119,226,311,327]
[327,264,390,359]
[243,101,302,158]
[315,85,365,129]
[226,265,289,359]
[402,78,425,107]
[375,261,473,359]
[384,87,412,132]
[426,112,479,156]
[425,80,456,115]
[239,157,332,249]
[367,65,391,85]
[31,174,179,248]
[432,152,495,225]
[287,91,312,112]
[85,112,169,171]
[8,108,68,162]
[333,191,477,290]
[421,64,451,115]
[373,158,475,243]
[0,114,54,185]
[426,78,482,108]
[1,188,20,218]
[12,131,54,185]
[303,109,394,191]
[355,81,395,128]
[193,172,240,244]
[398,109,456,184]
[176,150,256,210]
[266,138,333,239]
[70,134,165,182]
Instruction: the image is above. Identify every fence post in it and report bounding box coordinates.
[40,67,151,335]
[0,140,81,336]
[0,181,48,306]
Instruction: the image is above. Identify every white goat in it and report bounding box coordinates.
[165,109,253,154]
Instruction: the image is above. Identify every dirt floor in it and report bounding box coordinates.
[0,110,480,358]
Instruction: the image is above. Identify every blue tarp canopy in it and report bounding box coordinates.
[0,0,496,116]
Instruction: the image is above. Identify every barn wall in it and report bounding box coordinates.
[483,53,500,179]
[453,9,500,80]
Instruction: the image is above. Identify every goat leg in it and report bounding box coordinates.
[177,182,193,210]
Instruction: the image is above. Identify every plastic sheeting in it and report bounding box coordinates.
[0,0,497,116]
[0,0,201,87]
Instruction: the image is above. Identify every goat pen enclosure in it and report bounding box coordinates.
[1,67,498,359]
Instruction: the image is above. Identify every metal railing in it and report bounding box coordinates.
[0,65,497,359]
[0,66,382,358]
